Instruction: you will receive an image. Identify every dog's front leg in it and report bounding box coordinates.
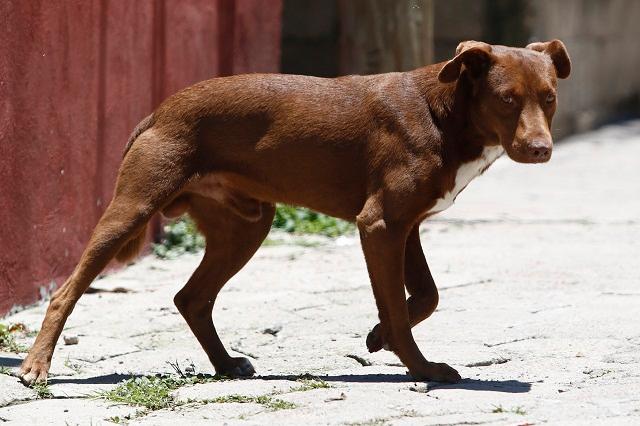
[357,203,459,383]
[367,224,439,352]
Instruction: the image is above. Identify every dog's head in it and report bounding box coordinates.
[438,40,571,163]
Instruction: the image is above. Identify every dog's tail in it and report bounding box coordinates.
[114,114,155,263]
[122,113,155,158]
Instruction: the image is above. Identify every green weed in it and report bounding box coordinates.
[98,376,177,410]
[0,323,29,353]
[153,205,353,258]
[96,373,225,411]
[492,404,526,415]
[32,382,53,399]
[272,205,354,237]
[64,357,84,374]
[346,419,390,426]
[208,394,296,410]
[513,406,527,415]
[106,410,146,424]
[290,378,331,392]
[153,216,205,259]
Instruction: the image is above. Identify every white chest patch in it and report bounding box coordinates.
[429,145,504,214]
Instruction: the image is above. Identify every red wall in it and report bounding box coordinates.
[0,0,282,315]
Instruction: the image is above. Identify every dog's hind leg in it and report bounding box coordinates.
[173,196,274,377]
[366,225,438,353]
[20,131,194,384]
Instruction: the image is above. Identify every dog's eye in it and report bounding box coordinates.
[500,95,514,105]
[546,93,556,103]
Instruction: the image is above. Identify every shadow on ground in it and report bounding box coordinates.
[0,356,22,368]
[257,373,532,393]
[424,378,532,393]
[1,363,531,394]
[46,373,147,385]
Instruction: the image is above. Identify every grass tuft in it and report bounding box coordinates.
[64,357,84,374]
[272,205,354,237]
[153,216,205,259]
[0,323,29,353]
[98,376,176,410]
[96,373,227,411]
[208,394,296,410]
[290,378,331,392]
[492,404,527,415]
[153,205,354,258]
[32,382,53,399]
[513,406,527,415]
[346,419,390,426]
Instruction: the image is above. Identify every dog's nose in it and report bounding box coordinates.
[527,140,552,162]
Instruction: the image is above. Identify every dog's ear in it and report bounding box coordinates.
[526,39,571,79]
[438,41,494,83]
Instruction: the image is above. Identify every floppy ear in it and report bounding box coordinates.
[526,39,571,79]
[438,41,494,83]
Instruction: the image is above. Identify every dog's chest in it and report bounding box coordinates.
[429,145,504,214]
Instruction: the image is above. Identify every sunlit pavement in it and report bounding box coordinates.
[2,120,639,425]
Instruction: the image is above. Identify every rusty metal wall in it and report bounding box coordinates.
[0,0,282,315]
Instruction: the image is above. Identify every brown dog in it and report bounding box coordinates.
[20,40,570,384]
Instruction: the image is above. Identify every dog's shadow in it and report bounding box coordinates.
[0,356,22,368]
[258,373,532,393]
[424,378,532,393]
[1,356,530,393]
[45,373,533,393]
[0,356,143,386]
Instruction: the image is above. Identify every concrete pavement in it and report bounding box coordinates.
[1,120,639,425]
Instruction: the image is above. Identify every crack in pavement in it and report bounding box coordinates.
[530,304,572,314]
[345,354,372,366]
[440,279,493,291]
[230,346,259,359]
[465,357,510,368]
[76,349,143,364]
[1,395,87,409]
[484,335,546,348]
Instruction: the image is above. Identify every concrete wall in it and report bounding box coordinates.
[527,0,640,134]
[0,0,281,315]
[338,0,434,75]
[281,0,340,77]
[282,0,640,134]
[433,0,640,136]
[281,0,434,76]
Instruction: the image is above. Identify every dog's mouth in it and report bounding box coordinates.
[503,139,553,164]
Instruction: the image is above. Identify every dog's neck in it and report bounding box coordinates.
[411,65,495,163]
[411,65,504,215]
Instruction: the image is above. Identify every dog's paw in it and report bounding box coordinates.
[217,357,256,378]
[366,325,386,353]
[19,356,50,386]
[409,362,461,383]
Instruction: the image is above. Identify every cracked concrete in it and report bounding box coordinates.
[1,121,640,424]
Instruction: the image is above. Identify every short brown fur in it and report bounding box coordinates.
[21,40,570,384]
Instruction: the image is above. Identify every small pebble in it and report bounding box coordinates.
[263,325,283,336]
[63,335,79,345]
[324,392,347,402]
